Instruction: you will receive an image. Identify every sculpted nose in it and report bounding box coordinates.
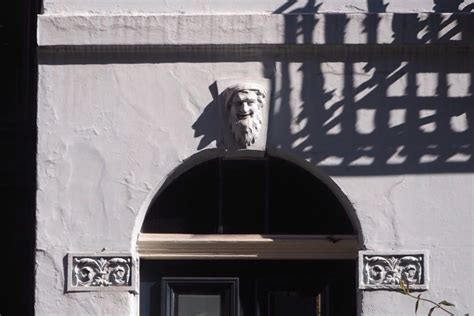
[242,102,250,112]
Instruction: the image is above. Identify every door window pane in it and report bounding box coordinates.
[162,278,238,316]
[269,291,322,316]
[177,294,221,316]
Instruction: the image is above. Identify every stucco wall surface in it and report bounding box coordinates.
[41,0,474,14]
[37,13,474,46]
[37,51,473,314]
[37,1,474,315]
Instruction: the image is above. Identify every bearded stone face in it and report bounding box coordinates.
[227,88,265,147]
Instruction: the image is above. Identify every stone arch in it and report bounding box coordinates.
[131,148,224,248]
[132,148,364,248]
[266,147,365,245]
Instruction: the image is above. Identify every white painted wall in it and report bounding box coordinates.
[41,0,474,14]
[37,56,473,315]
[37,2,474,315]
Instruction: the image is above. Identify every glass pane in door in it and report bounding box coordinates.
[162,278,238,316]
[268,291,322,316]
[176,294,221,316]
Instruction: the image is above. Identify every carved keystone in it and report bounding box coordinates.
[217,79,271,153]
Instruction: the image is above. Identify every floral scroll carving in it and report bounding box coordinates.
[67,254,136,292]
[359,251,428,290]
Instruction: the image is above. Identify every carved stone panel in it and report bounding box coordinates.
[359,251,429,290]
[67,253,137,292]
[217,78,271,154]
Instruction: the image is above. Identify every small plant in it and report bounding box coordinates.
[399,280,468,316]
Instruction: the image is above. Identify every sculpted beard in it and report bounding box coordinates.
[230,108,263,147]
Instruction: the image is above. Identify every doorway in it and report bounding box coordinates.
[139,156,359,316]
[140,260,356,316]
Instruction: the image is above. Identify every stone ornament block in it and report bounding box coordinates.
[67,253,137,292]
[217,78,271,155]
[359,251,429,290]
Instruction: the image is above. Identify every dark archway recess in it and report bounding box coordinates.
[142,156,355,235]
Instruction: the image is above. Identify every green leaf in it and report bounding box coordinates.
[428,306,437,316]
[415,294,421,313]
[399,281,406,292]
[438,300,455,307]
[405,280,410,294]
[400,280,408,294]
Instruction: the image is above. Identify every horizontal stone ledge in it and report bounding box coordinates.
[38,44,472,60]
[137,234,359,260]
[38,13,474,47]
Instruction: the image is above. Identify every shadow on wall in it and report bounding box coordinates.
[38,1,474,177]
[193,0,474,176]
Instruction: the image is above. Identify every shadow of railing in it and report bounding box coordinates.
[267,1,473,175]
[44,1,474,177]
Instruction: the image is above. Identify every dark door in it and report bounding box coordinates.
[140,260,356,316]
